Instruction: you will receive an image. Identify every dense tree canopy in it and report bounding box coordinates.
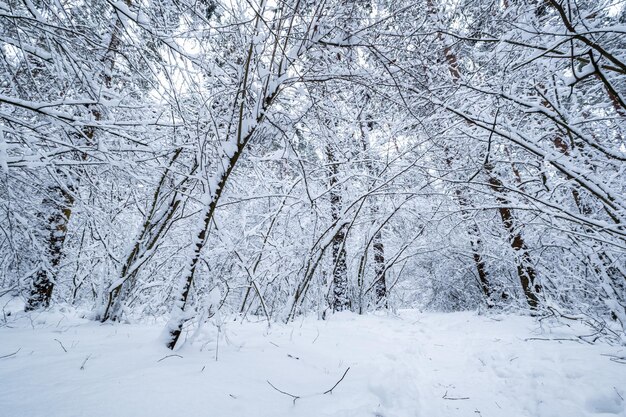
[1,0,624,347]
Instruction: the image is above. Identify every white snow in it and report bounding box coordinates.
[0,303,624,417]
[0,127,7,173]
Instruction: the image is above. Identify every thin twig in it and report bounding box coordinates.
[443,391,470,400]
[267,366,351,404]
[215,326,220,362]
[54,338,68,352]
[266,380,301,404]
[157,354,183,362]
[601,354,626,364]
[524,337,580,343]
[0,348,20,359]
[80,354,91,370]
[312,329,320,344]
[323,367,351,395]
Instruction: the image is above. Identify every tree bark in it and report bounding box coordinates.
[100,148,189,322]
[24,1,128,310]
[486,164,541,309]
[25,185,73,310]
[327,145,350,312]
[359,106,387,308]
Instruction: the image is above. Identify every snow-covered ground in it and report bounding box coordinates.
[1,303,625,417]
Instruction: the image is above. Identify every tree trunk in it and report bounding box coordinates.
[358,106,387,308]
[427,0,497,305]
[25,1,128,311]
[372,232,387,306]
[165,143,242,349]
[327,145,350,312]
[442,145,498,304]
[100,149,189,322]
[25,185,73,310]
[486,164,541,309]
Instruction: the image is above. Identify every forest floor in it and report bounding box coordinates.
[0,300,625,417]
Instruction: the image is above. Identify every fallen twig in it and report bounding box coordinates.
[576,335,597,344]
[443,391,469,400]
[267,366,352,404]
[524,337,580,343]
[157,354,183,362]
[323,367,351,395]
[80,354,91,370]
[266,380,301,404]
[54,338,68,352]
[0,348,20,359]
[601,354,626,365]
[312,329,320,344]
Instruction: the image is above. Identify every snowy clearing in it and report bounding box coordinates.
[1,308,625,417]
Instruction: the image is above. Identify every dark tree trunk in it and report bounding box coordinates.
[25,4,128,311]
[444,149,497,304]
[331,223,349,311]
[26,186,73,310]
[165,56,282,347]
[486,165,541,309]
[100,149,188,322]
[372,232,387,306]
[327,146,350,312]
[457,194,495,303]
[101,194,181,322]
[428,7,498,305]
[165,145,241,350]
[470,235,492,301]
[357,101,387,308]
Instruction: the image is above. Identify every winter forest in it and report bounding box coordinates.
[0,0,625,415]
